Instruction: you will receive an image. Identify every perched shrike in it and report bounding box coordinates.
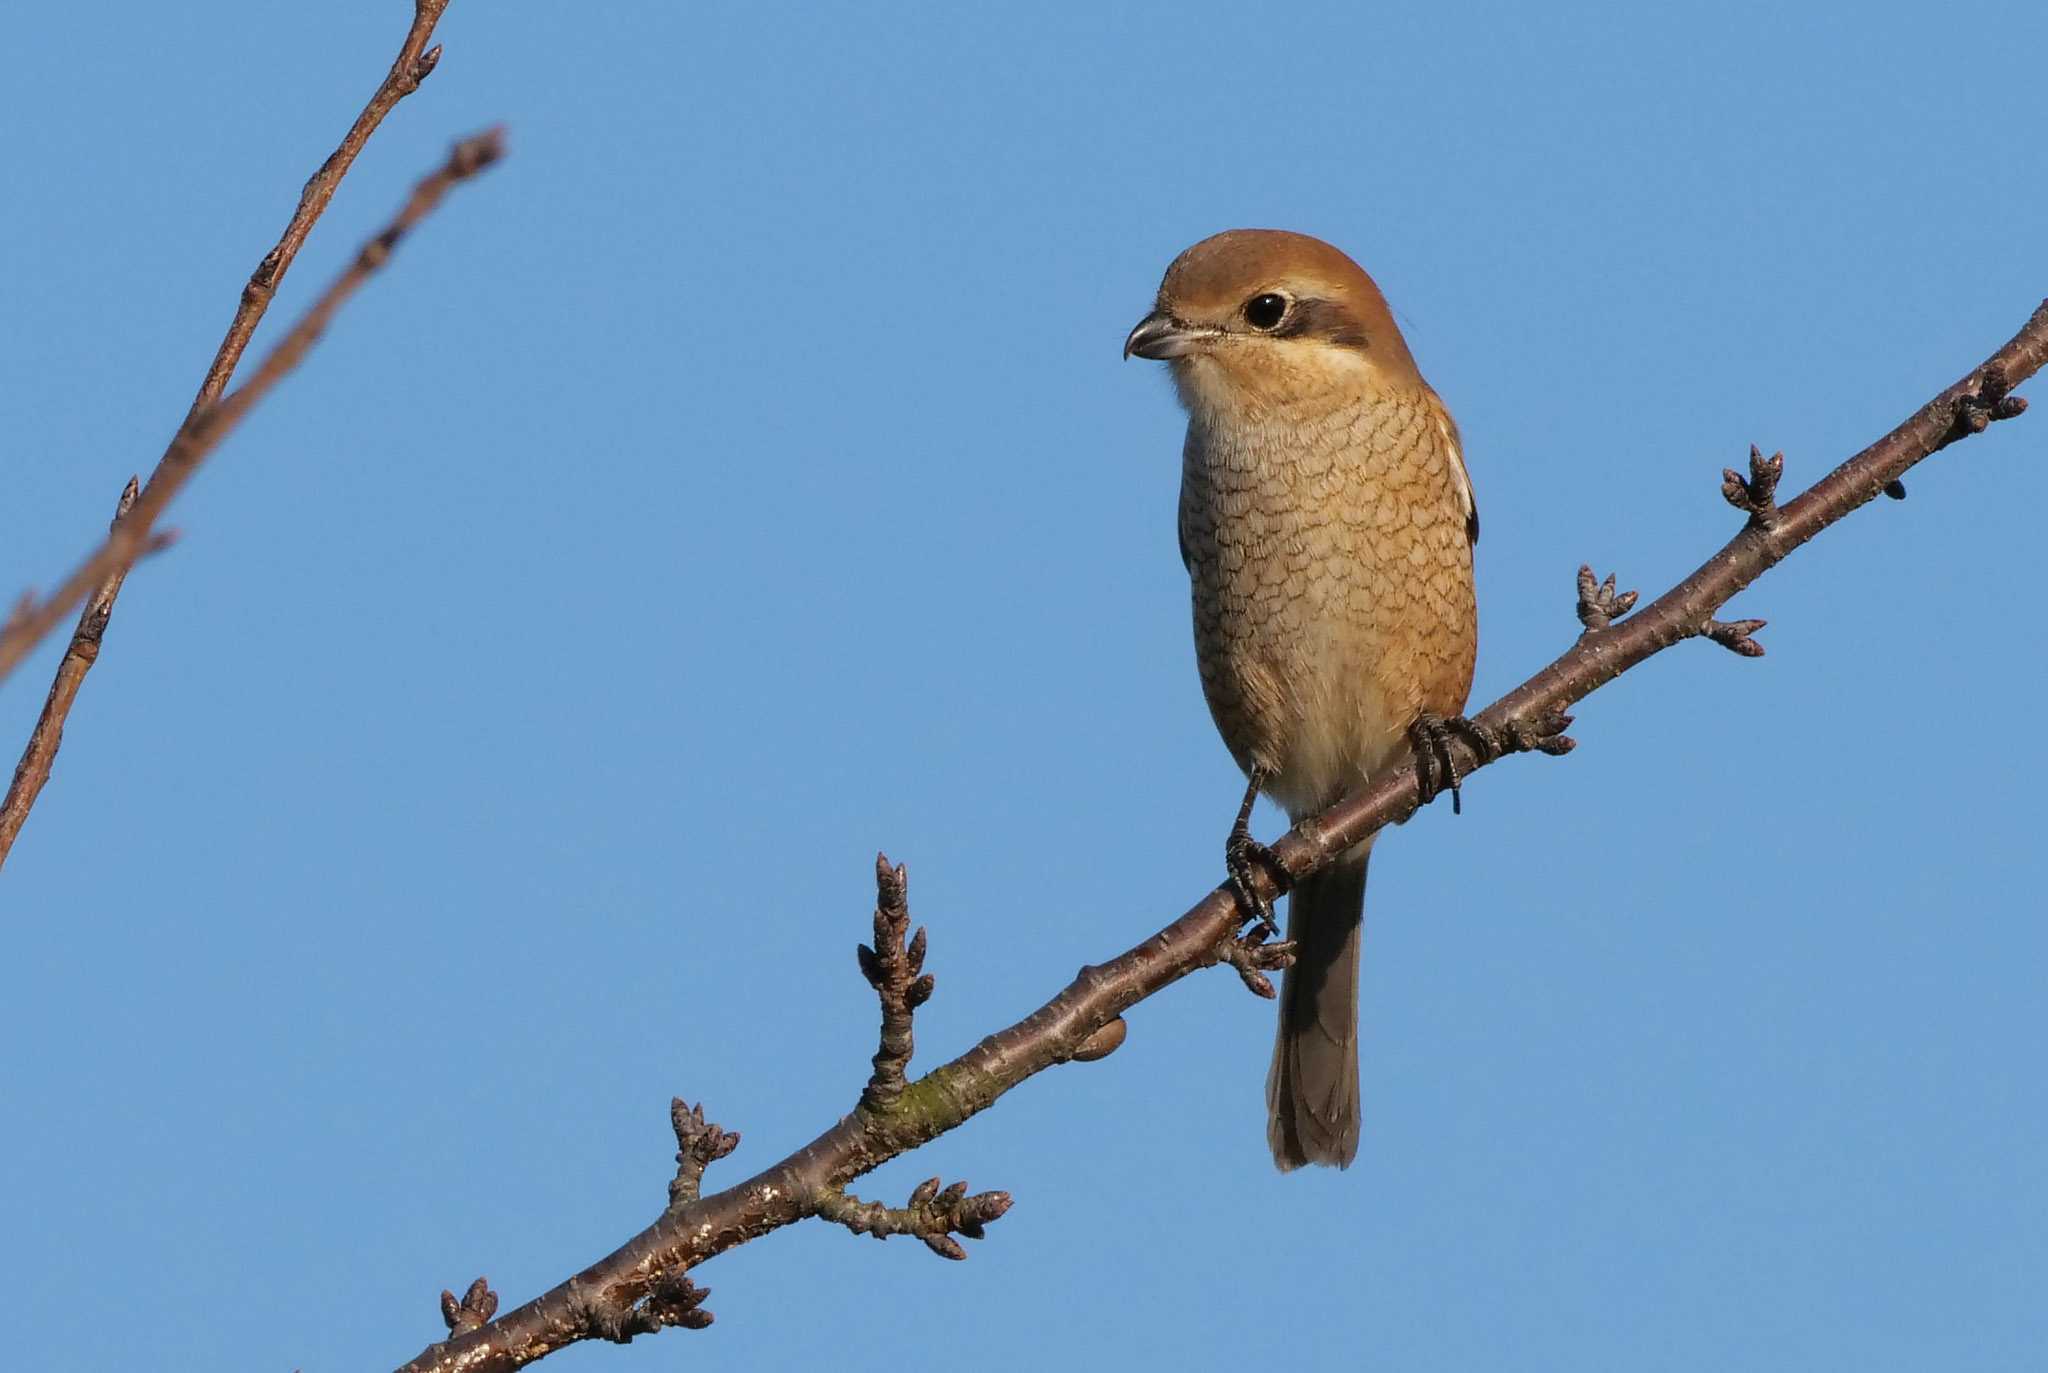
[1125,229,1478,1170]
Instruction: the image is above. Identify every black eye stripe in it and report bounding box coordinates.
[1271,297,1370,351]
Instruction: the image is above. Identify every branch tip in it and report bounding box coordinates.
[817,1178,1014,1258]
[663,1106,737,1213]
[860,852,931,1109]
[448,126,507,177]
[639,1272,714,1333]
[1502,709,1578,757]
[1575,564,1638,633]
[1702,617,1768,657]
[584,1272,714,1343]
[1721,445,1785,524]
[1947,362,2029,441]
[439,1276,498,1336]
[0,125,504,689]
[666,1098,739,1210]
[1524,712,1578,755]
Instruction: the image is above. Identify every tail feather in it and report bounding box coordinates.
[1266,846,1369,1170]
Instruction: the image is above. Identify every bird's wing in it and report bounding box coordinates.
[1435,409,1478,546]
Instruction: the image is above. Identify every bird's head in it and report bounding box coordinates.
[1123,229,1420,412]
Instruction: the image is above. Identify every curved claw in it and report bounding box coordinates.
[1226,830,1287,936]
[1409,713,1510,815]
[1223,766,1288,933]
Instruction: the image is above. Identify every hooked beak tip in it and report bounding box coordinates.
[1123,310,1200,361]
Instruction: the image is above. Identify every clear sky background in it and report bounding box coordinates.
[4,3,2045,1369]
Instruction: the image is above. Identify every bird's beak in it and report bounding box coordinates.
[1123,310,1211,360]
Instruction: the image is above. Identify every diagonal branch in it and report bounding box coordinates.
[392,303,2044,1372]
[0,127,505,690]
[0,1,454,869]
[183,0,454,424]
[0,481,141,868]
[1265,318,2043,892]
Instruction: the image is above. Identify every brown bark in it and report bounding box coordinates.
[394,303,2042,1371]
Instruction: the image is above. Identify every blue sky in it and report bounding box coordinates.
[4,3,2045,1369]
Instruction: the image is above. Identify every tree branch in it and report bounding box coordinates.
[858,854,932,1112]
[0,481,140,867]
[816,1177,1014,1260]
[0,127,504,690]
[665,1100,740,1211]
[183,1,454,425]
[394,305,2042,1371]
[0,2,454,865]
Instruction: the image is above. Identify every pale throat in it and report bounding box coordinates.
[1169,341,1395,431]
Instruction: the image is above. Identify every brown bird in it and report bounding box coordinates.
[1125,229,1478,1170]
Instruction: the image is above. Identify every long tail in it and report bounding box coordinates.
[1266,844,1370,1170]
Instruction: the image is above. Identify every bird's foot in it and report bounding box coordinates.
[1409,710,1577,813]
[1224,767,1289,935]
[1408,713,1507,815]
[1227,830,1290,937]
[1222,925,1297,1000]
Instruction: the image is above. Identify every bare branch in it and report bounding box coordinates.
[187,0,454,422]
[816,1177,1014,1259]
[0,481,138,869]
[665,1100,739,1211]
[858,853,932,1111]
[0,128,505,687]
[393,309,2044,1372]
[0,2,455,864]
[1275,346,2042,879]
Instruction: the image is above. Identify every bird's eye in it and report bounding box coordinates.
[1243,293,1289,330]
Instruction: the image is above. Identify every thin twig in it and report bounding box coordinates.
[665,1100,739,1211]
[858,854,931,1111]
[186,0,453,421]
[0,2,453,867]
[816,1177,1013,1260]
[0,128,504,689]
[0,481,139,868]
[393,302,2043,1373]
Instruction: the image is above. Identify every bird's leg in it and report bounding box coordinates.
[1225,766,1289,936]
[1407,713,1509,816]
